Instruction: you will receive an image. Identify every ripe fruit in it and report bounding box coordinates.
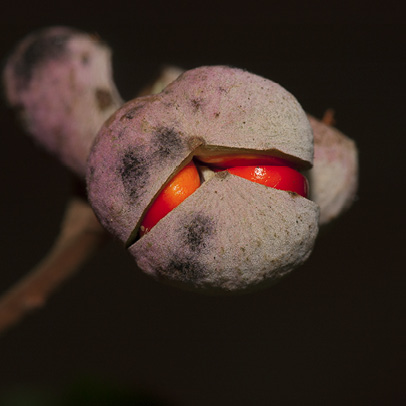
[139,162,200,236]
[87,66,321,292]
[221,165,308,198]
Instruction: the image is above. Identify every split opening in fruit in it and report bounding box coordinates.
[138,160,201,237]
[134,151,310,242]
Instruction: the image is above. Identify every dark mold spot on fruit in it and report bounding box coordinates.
[191,98,204,112]
[162,258,205,283]
[153,127,184,159]
[119,149,149,199]
[121,104,145,120]
[95,88,113,110]
[14,32,71,91]
[181,213,215,253]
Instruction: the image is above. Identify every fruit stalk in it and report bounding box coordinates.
[0,197,106,335]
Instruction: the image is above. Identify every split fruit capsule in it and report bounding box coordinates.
[87,66,324,293]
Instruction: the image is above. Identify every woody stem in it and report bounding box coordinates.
[0,196,107,336]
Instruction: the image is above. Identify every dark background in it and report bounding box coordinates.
[0,2,404,405]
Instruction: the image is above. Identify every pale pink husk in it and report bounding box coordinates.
[308,115,358,224]
[3,26,122,177]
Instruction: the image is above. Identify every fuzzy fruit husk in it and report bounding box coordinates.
[307,115,358,224]
[3,26,122,177]
[87,66,319,292]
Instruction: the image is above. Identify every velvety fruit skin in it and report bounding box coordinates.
[3,26,122,177]
[307,115,358,224]
[87,66,320,293]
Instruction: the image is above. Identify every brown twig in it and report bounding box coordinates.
[0,197,107,336]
